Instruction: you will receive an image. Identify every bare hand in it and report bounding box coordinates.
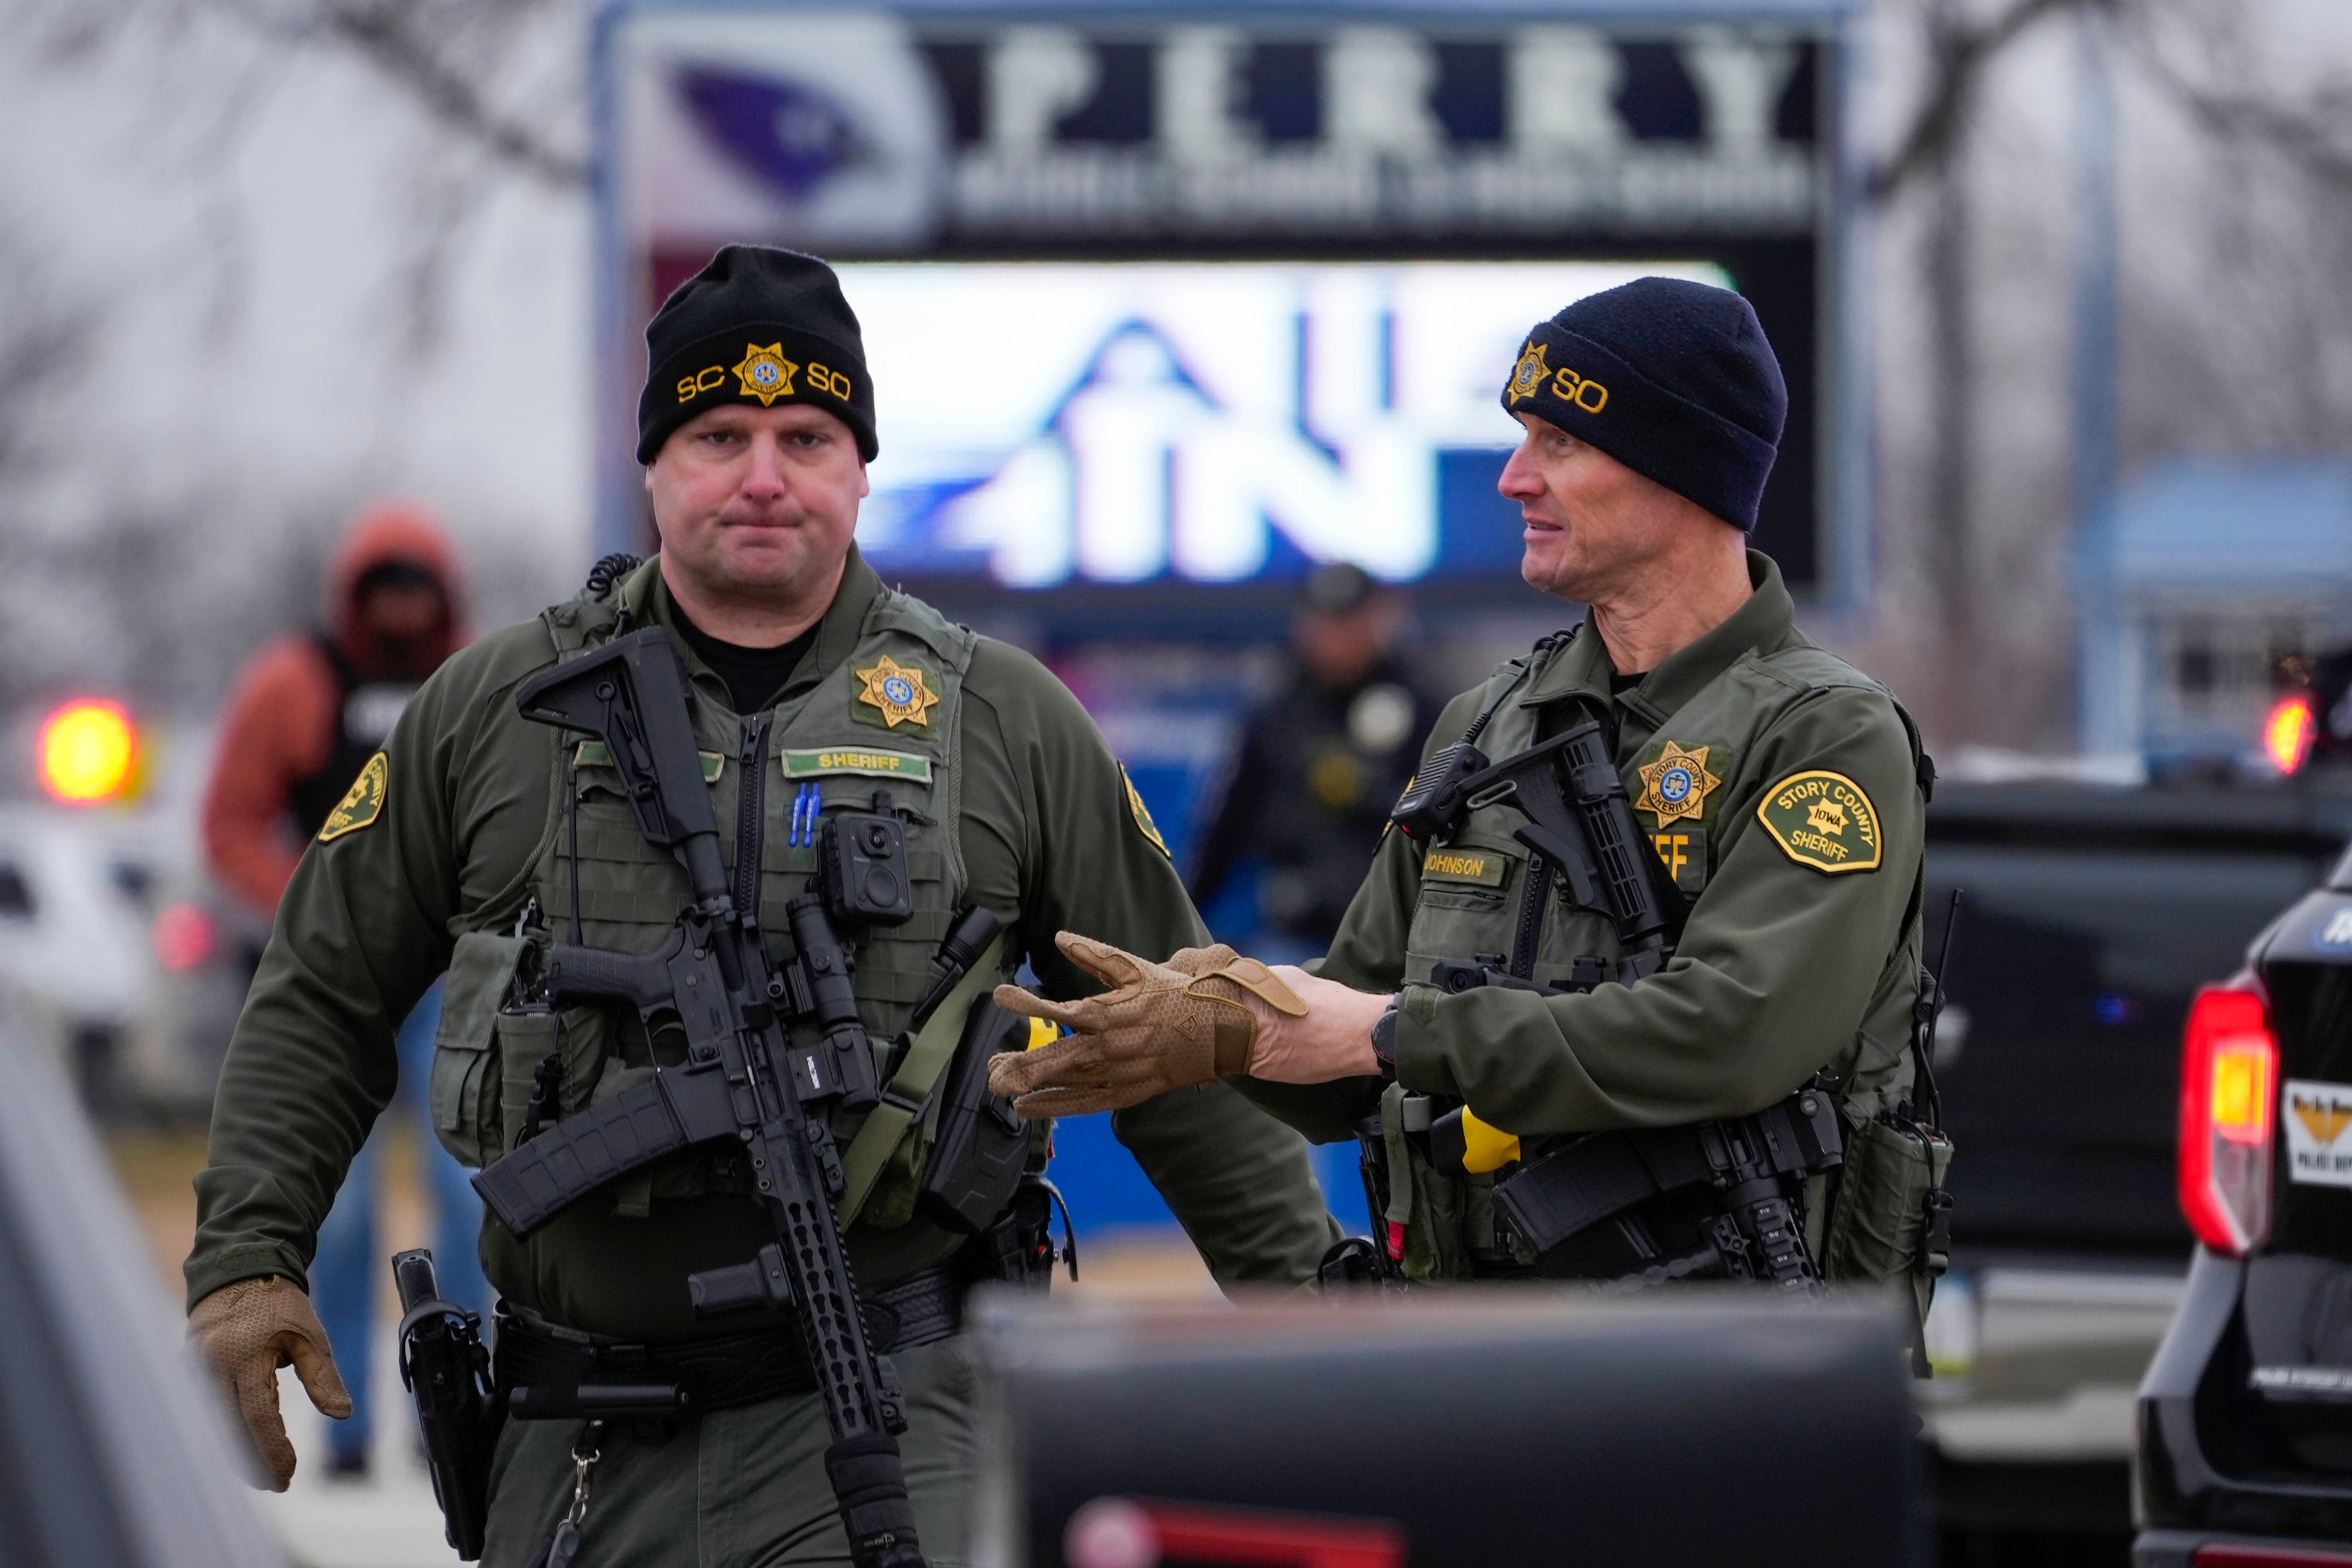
[1236,966,1391,1084]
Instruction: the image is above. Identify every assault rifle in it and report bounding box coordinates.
[469,628,926,1568]
[1390,703,1677,984]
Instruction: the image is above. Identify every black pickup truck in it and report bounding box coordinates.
[1920,782,2352,1561]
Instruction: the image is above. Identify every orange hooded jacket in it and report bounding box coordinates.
[201,507,467,917]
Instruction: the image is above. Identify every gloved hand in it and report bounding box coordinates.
[987,933,1307,1117]
[188,1274,352,1491]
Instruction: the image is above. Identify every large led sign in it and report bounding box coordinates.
[597,4,1857,600]
[844,259,1726,587]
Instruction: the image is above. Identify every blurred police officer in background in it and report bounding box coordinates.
[994,277,1949,1325]
[199,504,485,1479]
[183,244,1335,1562]
[1189,563,1438,963]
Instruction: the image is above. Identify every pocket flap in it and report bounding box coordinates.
[435,931,527,1056]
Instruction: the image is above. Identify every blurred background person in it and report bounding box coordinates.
[1189,563,1440,965]
[199,502,483,1480]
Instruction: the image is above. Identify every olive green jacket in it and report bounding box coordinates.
[186,549,1337,1334]
[1251,552,1929,1149]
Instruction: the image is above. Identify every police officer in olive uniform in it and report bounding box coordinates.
[993,278,1948,1317]
[184,247,1338,1562]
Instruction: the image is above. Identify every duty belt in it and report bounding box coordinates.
[497,1264,968,1421]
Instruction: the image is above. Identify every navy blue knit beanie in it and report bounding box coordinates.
[1499,277,1786,531]
[638,245,878,465]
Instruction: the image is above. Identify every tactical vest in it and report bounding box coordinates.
[1378,630,1940,1289]
[430,560,990,1231]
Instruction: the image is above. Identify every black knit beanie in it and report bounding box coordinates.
[637,245,878,465]
[1499,277,1785,531]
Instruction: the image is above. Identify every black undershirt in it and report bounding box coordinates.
[1609,670,1647,697]
[670,601,818,717]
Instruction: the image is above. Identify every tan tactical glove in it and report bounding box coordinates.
[987,933,1306,1118]
[188,1274,352,1491]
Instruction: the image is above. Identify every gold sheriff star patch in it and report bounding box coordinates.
[733,343,799,405]
[854,656,939,729]
[1507,340,1549,405]
[1636,742,1722,829]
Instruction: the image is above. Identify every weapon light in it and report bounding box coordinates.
[39,699,139,805]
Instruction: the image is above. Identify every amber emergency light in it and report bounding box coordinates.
[39,700,139,805]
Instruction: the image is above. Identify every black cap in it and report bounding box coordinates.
[637,245,878,465]
[1499,277,1785,531]
[1299,562,1379,615]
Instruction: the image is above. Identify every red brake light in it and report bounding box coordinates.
[2266,694,2316,774]
[2180,982,2278,1256]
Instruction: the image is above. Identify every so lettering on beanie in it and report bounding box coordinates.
[637,244,878,466]
[1499,277,1787,532]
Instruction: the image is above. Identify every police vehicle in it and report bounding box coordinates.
[2132,834,2352,1564]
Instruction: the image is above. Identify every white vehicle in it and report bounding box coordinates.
[0,802,247,1118]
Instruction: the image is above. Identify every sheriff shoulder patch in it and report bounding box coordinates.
[319,752,389,841]
[853,656,940,730]
[1757,770,1882,874]
[1119,763,1171,859]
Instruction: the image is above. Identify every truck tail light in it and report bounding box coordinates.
[2179,981,2278,1256]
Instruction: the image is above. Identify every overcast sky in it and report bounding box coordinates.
[0,2,593,647]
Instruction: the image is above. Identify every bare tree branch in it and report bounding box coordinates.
[1872,0,2093,200]
[2130,30,2352,193]
[311,0,584,187]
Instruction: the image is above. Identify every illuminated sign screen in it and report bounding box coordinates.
[844,259,1727,587]
[600,5,1852,600]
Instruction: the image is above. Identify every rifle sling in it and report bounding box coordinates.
[836,933,1009,1227]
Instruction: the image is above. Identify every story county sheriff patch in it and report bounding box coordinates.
[1119,763,1171,859]
[1636,742,1722,829]
[1507,340,1549,405]
[319,751,387,841]
[1757,770,1882,874]
[853,655,939,730]
[732,342,798,405]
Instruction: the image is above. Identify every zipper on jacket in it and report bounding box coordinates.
[734,714,772,936]
[1509,851,1547,979]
